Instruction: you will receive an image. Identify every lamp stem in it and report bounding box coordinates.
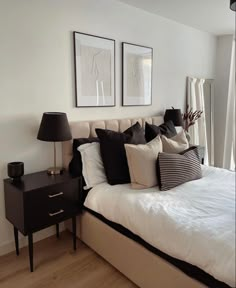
[54,142,56,170]
[47,142,61,175]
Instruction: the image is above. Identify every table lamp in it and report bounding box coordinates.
[230,0,236,11]
[37,112,72,175]
[164,108,183,127]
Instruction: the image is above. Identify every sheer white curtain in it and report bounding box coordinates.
[223,39,235,170]
[187,77,209,164]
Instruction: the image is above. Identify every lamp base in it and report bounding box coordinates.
[47,167,63,175]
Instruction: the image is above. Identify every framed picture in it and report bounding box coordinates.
[122,42,153,106]
[73,31,115,107]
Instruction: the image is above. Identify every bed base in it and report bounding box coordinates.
[67,211,206,288]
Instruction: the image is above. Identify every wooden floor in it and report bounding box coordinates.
[0,231,137,288]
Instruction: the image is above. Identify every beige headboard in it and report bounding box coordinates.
[62,116,163,169]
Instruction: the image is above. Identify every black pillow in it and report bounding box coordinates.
[156,146,202,191]
[96,122,146,185]
[69,137,99,177]
[145,120,177,142]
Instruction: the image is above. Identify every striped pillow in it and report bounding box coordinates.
[156,146,202,191]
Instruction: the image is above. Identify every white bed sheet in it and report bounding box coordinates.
[84,165,235,287]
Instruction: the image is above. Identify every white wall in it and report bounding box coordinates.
[214,35,234,167]
[0,0,216,255]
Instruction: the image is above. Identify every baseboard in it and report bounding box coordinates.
[0,224,65,256]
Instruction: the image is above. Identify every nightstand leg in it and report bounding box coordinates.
[28,233,33,272]
[14,227,19,256]
[72,216,76,251]
[56,223,60,239]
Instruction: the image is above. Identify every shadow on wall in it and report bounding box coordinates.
[0,115,53,181]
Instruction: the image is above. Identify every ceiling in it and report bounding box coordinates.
[118,0,235,35]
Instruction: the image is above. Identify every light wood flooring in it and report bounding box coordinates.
[0,231,137,288]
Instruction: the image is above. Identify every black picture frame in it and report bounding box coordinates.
[73,31,116,107]
[122,42,153,106]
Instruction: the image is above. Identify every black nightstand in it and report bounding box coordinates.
[4,171,81,272]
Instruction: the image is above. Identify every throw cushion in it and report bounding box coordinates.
[96,122,146,185]
[78,142,106,189]
[161,130,189,153]
[145,120,177,142]
[125,135,163,189]
[68,137,99,177]
[156,146,202,191]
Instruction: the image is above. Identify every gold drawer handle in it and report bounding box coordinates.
[49,209,64,217]
[48,192,64,198]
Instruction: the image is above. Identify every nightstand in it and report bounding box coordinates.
[4,171,81,272]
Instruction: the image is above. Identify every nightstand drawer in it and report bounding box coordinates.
[27,201,77,232]
[25,180,79,232]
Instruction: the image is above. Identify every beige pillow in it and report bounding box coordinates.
[161,130,189,153]
[125,135,163,189]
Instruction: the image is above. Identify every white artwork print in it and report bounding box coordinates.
[123,43,152,106]
[127,53,145,98]
[74,32,115,107]
[80,45,111,98]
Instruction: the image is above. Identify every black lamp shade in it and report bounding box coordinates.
[164,109,183,127]
[230,0,236,11]
[37,112,72,142]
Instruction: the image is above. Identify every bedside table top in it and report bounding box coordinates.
[4,171,79,193]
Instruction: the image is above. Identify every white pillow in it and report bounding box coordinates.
[125,135,163,189]
[161,130,189,153]
[78,142,106,189]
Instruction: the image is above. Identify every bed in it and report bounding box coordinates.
[62,116,235,288]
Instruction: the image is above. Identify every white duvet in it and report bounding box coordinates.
[84,165,235,287]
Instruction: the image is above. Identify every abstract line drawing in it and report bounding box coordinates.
[122,42,153,106]
[74,32,115,107]
[80,46,111,104]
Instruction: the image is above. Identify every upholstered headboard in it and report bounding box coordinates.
[62,116,163,169]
